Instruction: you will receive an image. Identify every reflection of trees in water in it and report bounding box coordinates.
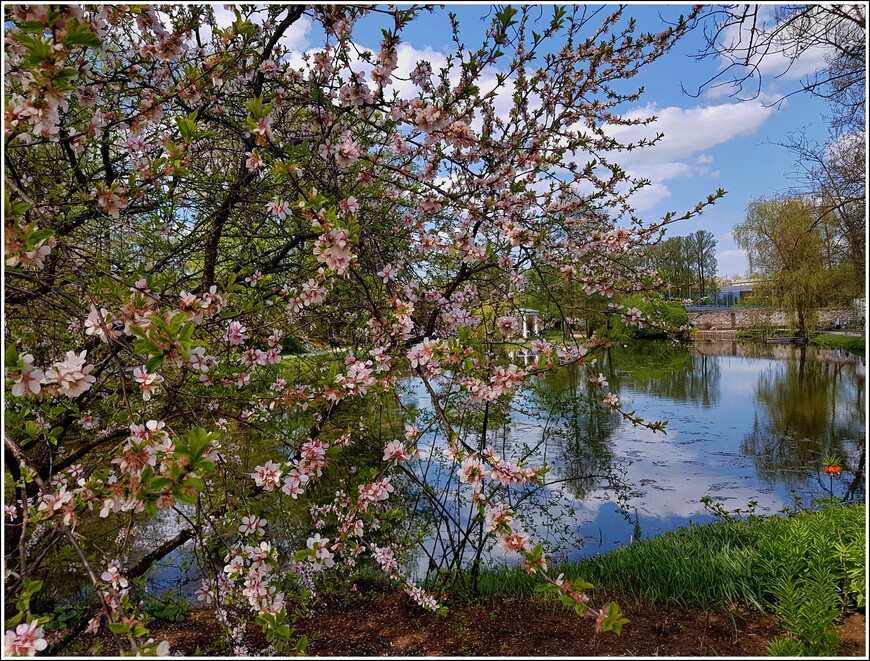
[741,346,865,493]
[601,342,722,406]
[525,365,622,500]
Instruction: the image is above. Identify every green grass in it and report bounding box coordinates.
[474,502,866,655]
[477,518,768,610]
[810,333,865,355]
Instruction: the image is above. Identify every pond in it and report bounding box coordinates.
[147,340,865,593]
[399,340,865,570]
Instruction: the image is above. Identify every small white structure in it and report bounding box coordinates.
[519,308,540,338]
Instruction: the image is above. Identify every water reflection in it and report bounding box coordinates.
[476,342,863,562]
[602,343,722,406]
[741,345,865,494]
[523,365,621,500]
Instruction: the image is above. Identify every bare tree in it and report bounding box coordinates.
[687,3,866,126]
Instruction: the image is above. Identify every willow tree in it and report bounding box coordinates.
[734,196,828,336]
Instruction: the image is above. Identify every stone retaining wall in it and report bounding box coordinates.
[688,308,856,331]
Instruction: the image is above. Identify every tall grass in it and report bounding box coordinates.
[477,518,767,610]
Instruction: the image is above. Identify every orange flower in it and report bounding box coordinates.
[824,464,842,475]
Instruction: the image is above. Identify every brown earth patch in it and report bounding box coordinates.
[68,592,867,657]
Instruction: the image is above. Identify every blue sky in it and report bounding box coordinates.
[234,3,836,279]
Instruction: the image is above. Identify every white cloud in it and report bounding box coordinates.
[611,102,776,165]
[196,7,312,54]
[626,182,672,211]
[598,101,776,212]
[279,15,313,53]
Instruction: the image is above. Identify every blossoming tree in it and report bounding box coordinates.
[3,4,720,655]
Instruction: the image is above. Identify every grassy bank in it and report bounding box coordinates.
[810,333,865,355]
[476,502,865,656]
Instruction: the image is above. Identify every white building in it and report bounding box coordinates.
[518,308,540,338]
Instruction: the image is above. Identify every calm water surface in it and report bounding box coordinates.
[402,340,865,566]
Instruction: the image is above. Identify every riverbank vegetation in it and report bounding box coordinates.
[474,500,866,656]
[810,333,866,355]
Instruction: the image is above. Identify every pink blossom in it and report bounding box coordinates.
[530,339,553,356]
[9,353,44,397]
[306,533,335,569]
[239,515,267,535]
[377,263,398,283]
[195,580,213,604]
[490,459,535,486]
[4,620,47,657]
[370,544,399,574]
[383,440,414,463]
[85,617,100,635]
[498,528,530,554]
[245,150,264,172]
[266,198,290,219]
[407,338,439,369]
[44,350,96,398]
[101,561,129,590]
[338,75,372,106]
[301,279,326,306]
[84,305,119,342]
[409,61,433,90]
[258,60,277,76]
[313,230,353,275]
[338,196,359,217]
[358,478,394,508]
[225,321,248,346]
[281,467,309,499]
[458,456,487,486]
[96,188,128,218]
[133,366,163,401]
[267,329,283,348]
[334,136,360,169]
[37,485,73,516]
[484,503,513,534]
[497,315,520,336]
[251,461,282,491]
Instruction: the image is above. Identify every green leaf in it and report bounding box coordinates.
[62,20,102,48]
[600,602,629,634]
[145,355,164,373]
[108,622,130,635]
[17,34,53,65]
[294,548,315,561]
[5,345,20,367]
[18,21,49,33]
[23,577,43,595]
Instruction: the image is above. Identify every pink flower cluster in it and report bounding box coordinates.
[44,350,96,399]
[313,229,353,275]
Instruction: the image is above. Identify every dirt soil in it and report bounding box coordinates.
[72,589,867,657]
